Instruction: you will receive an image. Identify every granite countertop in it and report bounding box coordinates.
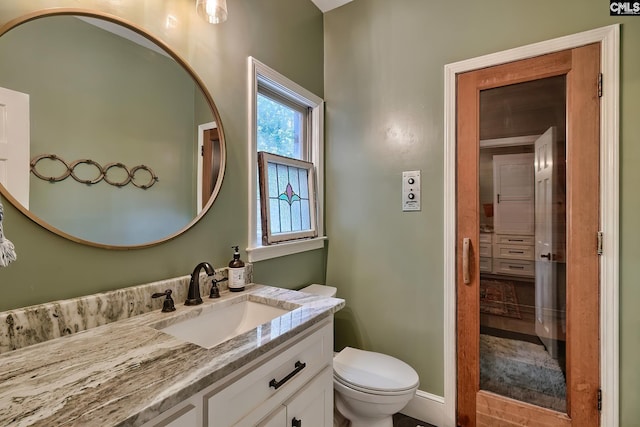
[0,284,345,426]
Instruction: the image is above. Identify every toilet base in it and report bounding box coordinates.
[335,393,393,427]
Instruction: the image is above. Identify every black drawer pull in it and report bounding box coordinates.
[292,417,302,427]
[269,361,306,390]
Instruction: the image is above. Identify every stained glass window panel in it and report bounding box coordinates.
[291,198,302,231]
[301,199,311,230]
[298,168,309,199]
[267,162,278,197]
[269,199,280,233]
[266,161,311,235]
[257,151,317,244]
[278,199,292,232]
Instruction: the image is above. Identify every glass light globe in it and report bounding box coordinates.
[196,0,228,24]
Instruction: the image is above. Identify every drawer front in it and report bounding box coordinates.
[207,323,332,427]
[479,257,492,272]
[479,233,493,244]
[492,258,535,277]
[479,243,492,258]
[493,244,534,260]
[494,234,535,246]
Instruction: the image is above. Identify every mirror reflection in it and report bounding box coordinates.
[478,76,567,412]
[0,13,225,247]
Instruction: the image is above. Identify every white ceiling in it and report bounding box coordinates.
[310,0,352,13]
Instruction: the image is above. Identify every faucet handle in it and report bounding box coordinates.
[152,289,176,312]
[209,277,227,299]
[209,278,220,299]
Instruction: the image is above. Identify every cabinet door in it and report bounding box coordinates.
[208,323,332,426]
[257,406,287,427]
[493,153,534,235]
[285,366,333,427]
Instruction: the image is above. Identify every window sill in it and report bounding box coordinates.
[246,236,327,262]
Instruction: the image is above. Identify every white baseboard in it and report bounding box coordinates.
[400,389,446,427]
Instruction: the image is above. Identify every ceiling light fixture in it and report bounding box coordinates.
[196,0,228,24]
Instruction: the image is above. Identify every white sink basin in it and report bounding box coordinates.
[155,297,294,349]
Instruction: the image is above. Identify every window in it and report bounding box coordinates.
[247,57,325,262]
[257,152,317,244]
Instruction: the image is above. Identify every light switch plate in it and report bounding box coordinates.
[402,170,421,211]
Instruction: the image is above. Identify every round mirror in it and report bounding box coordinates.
[0,11,226,248]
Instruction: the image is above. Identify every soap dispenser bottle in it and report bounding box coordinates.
[228,245,245,292]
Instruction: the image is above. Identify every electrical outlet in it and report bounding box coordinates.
[402,170,421,211]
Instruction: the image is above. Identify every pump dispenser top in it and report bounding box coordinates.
[228,245,245,292]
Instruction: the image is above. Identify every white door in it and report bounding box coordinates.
[534,126,563,357]
[0,86,30,208]
[493,152,535,235]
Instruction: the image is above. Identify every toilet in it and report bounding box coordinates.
[299,284,419,427]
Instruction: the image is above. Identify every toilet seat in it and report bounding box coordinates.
[333,347,419,395]
[334,374,415,397]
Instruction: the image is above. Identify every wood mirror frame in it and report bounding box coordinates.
[0,9,226,249]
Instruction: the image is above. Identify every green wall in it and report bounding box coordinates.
[3,0,638,424]
[323,0,639,424]
[0,0,325,308]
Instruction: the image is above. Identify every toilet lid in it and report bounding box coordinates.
[333,347,419,393]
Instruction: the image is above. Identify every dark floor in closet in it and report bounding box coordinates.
[393,413,437,427]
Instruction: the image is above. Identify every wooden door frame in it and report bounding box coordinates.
[197,121,218,211]
[442,25,619,427]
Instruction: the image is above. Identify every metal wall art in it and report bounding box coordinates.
[30,154,159,189]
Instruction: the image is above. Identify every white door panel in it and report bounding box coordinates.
[534,126,561,357]
[0,86,30,208]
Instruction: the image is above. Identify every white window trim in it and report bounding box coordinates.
[247,57,326,262]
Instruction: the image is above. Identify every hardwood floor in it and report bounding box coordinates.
[392,413,436,427]
[334,411,435,427]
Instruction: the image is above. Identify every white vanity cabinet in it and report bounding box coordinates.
[257,367,333,427]
[490,153,535,278]
[479,232,493,273]
[142,319,334,427]
[492,153,534,236]
[145,401,200,427]
[492,234,535,277]
[257,407,287,427]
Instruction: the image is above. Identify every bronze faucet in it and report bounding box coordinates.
[186,262,215,305]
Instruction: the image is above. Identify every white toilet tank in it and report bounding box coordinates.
[298,284,337,297]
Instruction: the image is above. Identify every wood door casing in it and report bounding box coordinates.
[456,44,600,427]
[202,127,219,209]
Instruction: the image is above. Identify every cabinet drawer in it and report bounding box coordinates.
[492,258,534,277]
[479,257,492,272]
[493,244,534,260]
[494,234,534,245]
[479,243,492,258]
[207,323,332,427]
[479,233,493,244]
